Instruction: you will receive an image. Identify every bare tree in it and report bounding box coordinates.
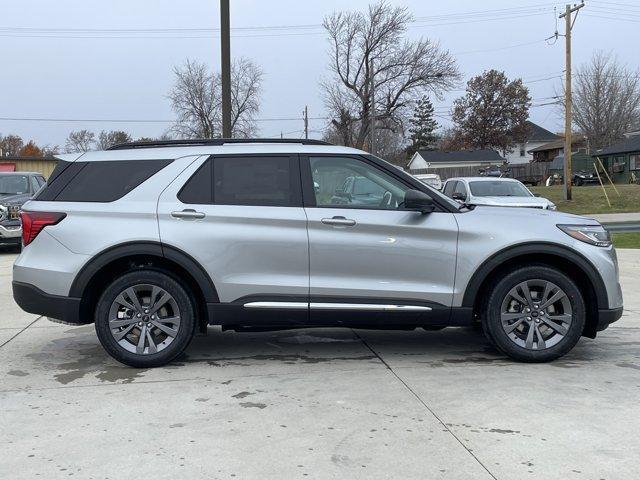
[96,130,132,150]
[41,144,61,157]
[169,58,263,139]
[65,130,95,153]
[169,60,219,139]
[322,1,459,149]
[571,52,640,149]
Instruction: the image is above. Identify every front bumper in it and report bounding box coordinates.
[12,281,83,324]
[0,223,21,241]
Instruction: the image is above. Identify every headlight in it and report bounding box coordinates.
[557,224,611,247]
[548,203,557,210]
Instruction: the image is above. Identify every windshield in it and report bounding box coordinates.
[0,175,29,195]
[469,180,532,197]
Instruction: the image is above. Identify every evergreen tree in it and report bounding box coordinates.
[407,96,439,156]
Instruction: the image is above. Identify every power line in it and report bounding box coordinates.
[0,116,330,124]
[0,4,565,39]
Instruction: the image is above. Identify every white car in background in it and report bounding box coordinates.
[413,173,442,190]
[442,177,556,210]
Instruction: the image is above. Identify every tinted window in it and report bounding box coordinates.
[213,156,297,206]
[37,159,171,202]
[310,156,409,210]
[34,161,85,201]
[178,160,212,204]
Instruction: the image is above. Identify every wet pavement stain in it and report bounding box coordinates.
[232,391,254,399]
[203,354,376,366]
[26,335,147,385]
[616,362,640,370]
[239,402,267,409]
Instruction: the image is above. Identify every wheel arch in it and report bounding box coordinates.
[70,241,218,331]
[462,242,607,338]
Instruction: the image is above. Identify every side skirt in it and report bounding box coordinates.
[207,296,473,331]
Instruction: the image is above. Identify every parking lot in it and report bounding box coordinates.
[1,248,639,480]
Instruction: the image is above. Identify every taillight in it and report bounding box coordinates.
[20,211,66,246]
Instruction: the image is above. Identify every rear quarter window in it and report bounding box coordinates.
[35,159,172,202]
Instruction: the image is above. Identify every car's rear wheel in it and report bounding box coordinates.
[95,270,196,368]
[483,266,585,362]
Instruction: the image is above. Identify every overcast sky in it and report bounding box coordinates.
[0,0,638,149]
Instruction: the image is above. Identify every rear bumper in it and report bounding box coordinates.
[596,307,624,332]
[12,281,83,324]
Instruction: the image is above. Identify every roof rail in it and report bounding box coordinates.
[107,138,332,150]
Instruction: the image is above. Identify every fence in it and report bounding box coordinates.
[410,162,550,184]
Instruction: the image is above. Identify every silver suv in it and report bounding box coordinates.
[12,139,623,367]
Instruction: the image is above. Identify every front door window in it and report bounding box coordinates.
[309,156,410,210]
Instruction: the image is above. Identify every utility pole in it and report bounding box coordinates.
[303,106,309,139]
[369,58,376,156]
[559,1,584,200]
[220,0,232,138]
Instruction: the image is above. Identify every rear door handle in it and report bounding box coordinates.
[321,216,356,227]
[171,209,206,220]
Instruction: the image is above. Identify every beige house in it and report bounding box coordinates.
[0,156,58,178]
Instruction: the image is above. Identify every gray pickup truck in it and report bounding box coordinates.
[0,172,46,249]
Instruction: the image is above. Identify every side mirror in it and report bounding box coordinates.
[533,193,541,197]
[404,189,435,214]
[452,192,466,202]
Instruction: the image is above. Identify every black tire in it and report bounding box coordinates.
[95,270,196,368]
[484,266,585,362]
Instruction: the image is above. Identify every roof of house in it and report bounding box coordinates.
[595,133,640,156]
[412,149,505,164]
[528,139,565,153]
[525,121,560,142]
[527,135,587,153]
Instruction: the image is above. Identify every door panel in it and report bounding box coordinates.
[157,155,309,304]
[303,155,458,307]
[305,208,458,306]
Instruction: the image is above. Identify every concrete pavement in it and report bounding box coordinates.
[1,248,639,480]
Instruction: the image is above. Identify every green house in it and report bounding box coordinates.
[593,133,640,184]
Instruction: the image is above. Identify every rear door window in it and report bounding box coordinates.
[178,159,212,204]
[213,156,300,207]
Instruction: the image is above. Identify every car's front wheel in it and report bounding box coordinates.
[483,266,585,362]
[95,270,196,368]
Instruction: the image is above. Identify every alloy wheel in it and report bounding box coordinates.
[500,279,572,350]
[108,284,181,355]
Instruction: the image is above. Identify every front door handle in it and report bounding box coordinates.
[171,209,206,220]
[321,216,356,227]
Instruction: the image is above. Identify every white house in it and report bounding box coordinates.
[407,149,505,172]
[504,121,561,165]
